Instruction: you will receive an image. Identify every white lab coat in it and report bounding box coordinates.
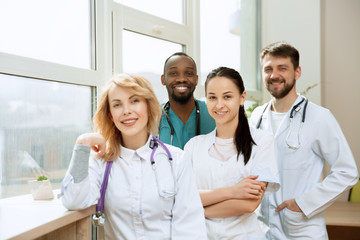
[184,128,280,240]
[61,135,207,240]
[250,95,359,240]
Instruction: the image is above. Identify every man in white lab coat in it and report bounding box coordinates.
[250,41,359,239]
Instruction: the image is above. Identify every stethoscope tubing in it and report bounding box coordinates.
[162,100,200,144]
[256,97,308,150]
[94,136,177,226]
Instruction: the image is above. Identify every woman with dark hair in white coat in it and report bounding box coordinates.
[185,67,280,239]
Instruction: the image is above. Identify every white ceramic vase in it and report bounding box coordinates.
[28,179,54,200]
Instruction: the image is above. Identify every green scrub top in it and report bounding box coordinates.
[158,100,215,149]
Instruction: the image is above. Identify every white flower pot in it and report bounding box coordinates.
[28,179,54,200]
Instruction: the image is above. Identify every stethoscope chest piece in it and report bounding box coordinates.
[92,211,106,227]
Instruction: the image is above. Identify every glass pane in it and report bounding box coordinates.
[122,30,182,104]
[200,0,241,85]
[117,0,184,24]
[0,0,91,69]
[0,74,92,198]
[200,0,259,91]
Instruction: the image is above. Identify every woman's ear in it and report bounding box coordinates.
[240,91,247,106]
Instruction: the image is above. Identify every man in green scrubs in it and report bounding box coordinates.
[159,52,215,149]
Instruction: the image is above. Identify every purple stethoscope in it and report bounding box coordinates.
[92,136,178,227]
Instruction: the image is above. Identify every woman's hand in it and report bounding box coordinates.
[76,133,106,158]
[231,175,266,200]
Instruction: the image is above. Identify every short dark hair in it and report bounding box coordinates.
[260,41,300,69]
[163,52,197,74]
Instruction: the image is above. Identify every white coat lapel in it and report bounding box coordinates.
[274,95,304,139]
[258,101,273,133]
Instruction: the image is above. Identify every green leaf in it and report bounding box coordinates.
[37,176,48,181]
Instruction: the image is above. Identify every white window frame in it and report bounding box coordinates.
[0,0,111,96]
[111,0,203,95]
[0,0,112,200]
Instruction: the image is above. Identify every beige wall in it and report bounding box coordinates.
[321,0,360,177]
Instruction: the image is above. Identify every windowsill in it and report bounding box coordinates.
[0,189,95,240]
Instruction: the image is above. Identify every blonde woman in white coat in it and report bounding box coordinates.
[61,73,207,239]
[185,67,280,240]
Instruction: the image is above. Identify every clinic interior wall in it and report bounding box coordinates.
[321,0,360,178]
[261,0,321,105]
[261,0,360,199]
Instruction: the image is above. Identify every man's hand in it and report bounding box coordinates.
[231,175,266,200]
[276,199,302,212]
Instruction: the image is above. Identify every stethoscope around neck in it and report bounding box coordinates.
[256,96,308,150]
[92,136,177,227]
[163,100,200,144]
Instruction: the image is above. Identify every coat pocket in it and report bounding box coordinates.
[283,208,328,239]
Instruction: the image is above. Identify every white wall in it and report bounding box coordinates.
[261,0,321,104]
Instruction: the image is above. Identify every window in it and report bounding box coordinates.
[0,0,262,199]
[200,0,241,84]
[200,0,261,107]
[0,0,92,69]
[0,0,104,199]
[117,0,184,24]
[122,30,182,104]
[112,1,196,102]
[0,74,92,198]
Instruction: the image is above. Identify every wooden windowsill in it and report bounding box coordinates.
[0,190,95,240]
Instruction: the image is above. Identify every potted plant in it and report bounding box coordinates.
[28,175,54,200]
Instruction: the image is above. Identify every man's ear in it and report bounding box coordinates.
[161,75,166,85]
[295,66,302,81]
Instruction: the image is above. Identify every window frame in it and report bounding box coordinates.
[112,0,202,94]
[0,0,112,199]
[0,0,110,90]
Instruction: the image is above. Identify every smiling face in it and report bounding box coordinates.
[262,55,301,99]
[206,76,246,128]
[108,85,149,145]
[161,55,198,104]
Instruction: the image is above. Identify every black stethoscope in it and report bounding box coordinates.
[256,96,308,150]
[163,100,200,144]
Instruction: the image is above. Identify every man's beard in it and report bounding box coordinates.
[171,91,193,104]
[266,78,295,99]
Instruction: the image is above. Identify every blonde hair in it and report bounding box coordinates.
[93,73,161,161]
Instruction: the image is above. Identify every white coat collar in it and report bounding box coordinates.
[265,94,305,137]
[206,129,217,150]
[119,134,153,162]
